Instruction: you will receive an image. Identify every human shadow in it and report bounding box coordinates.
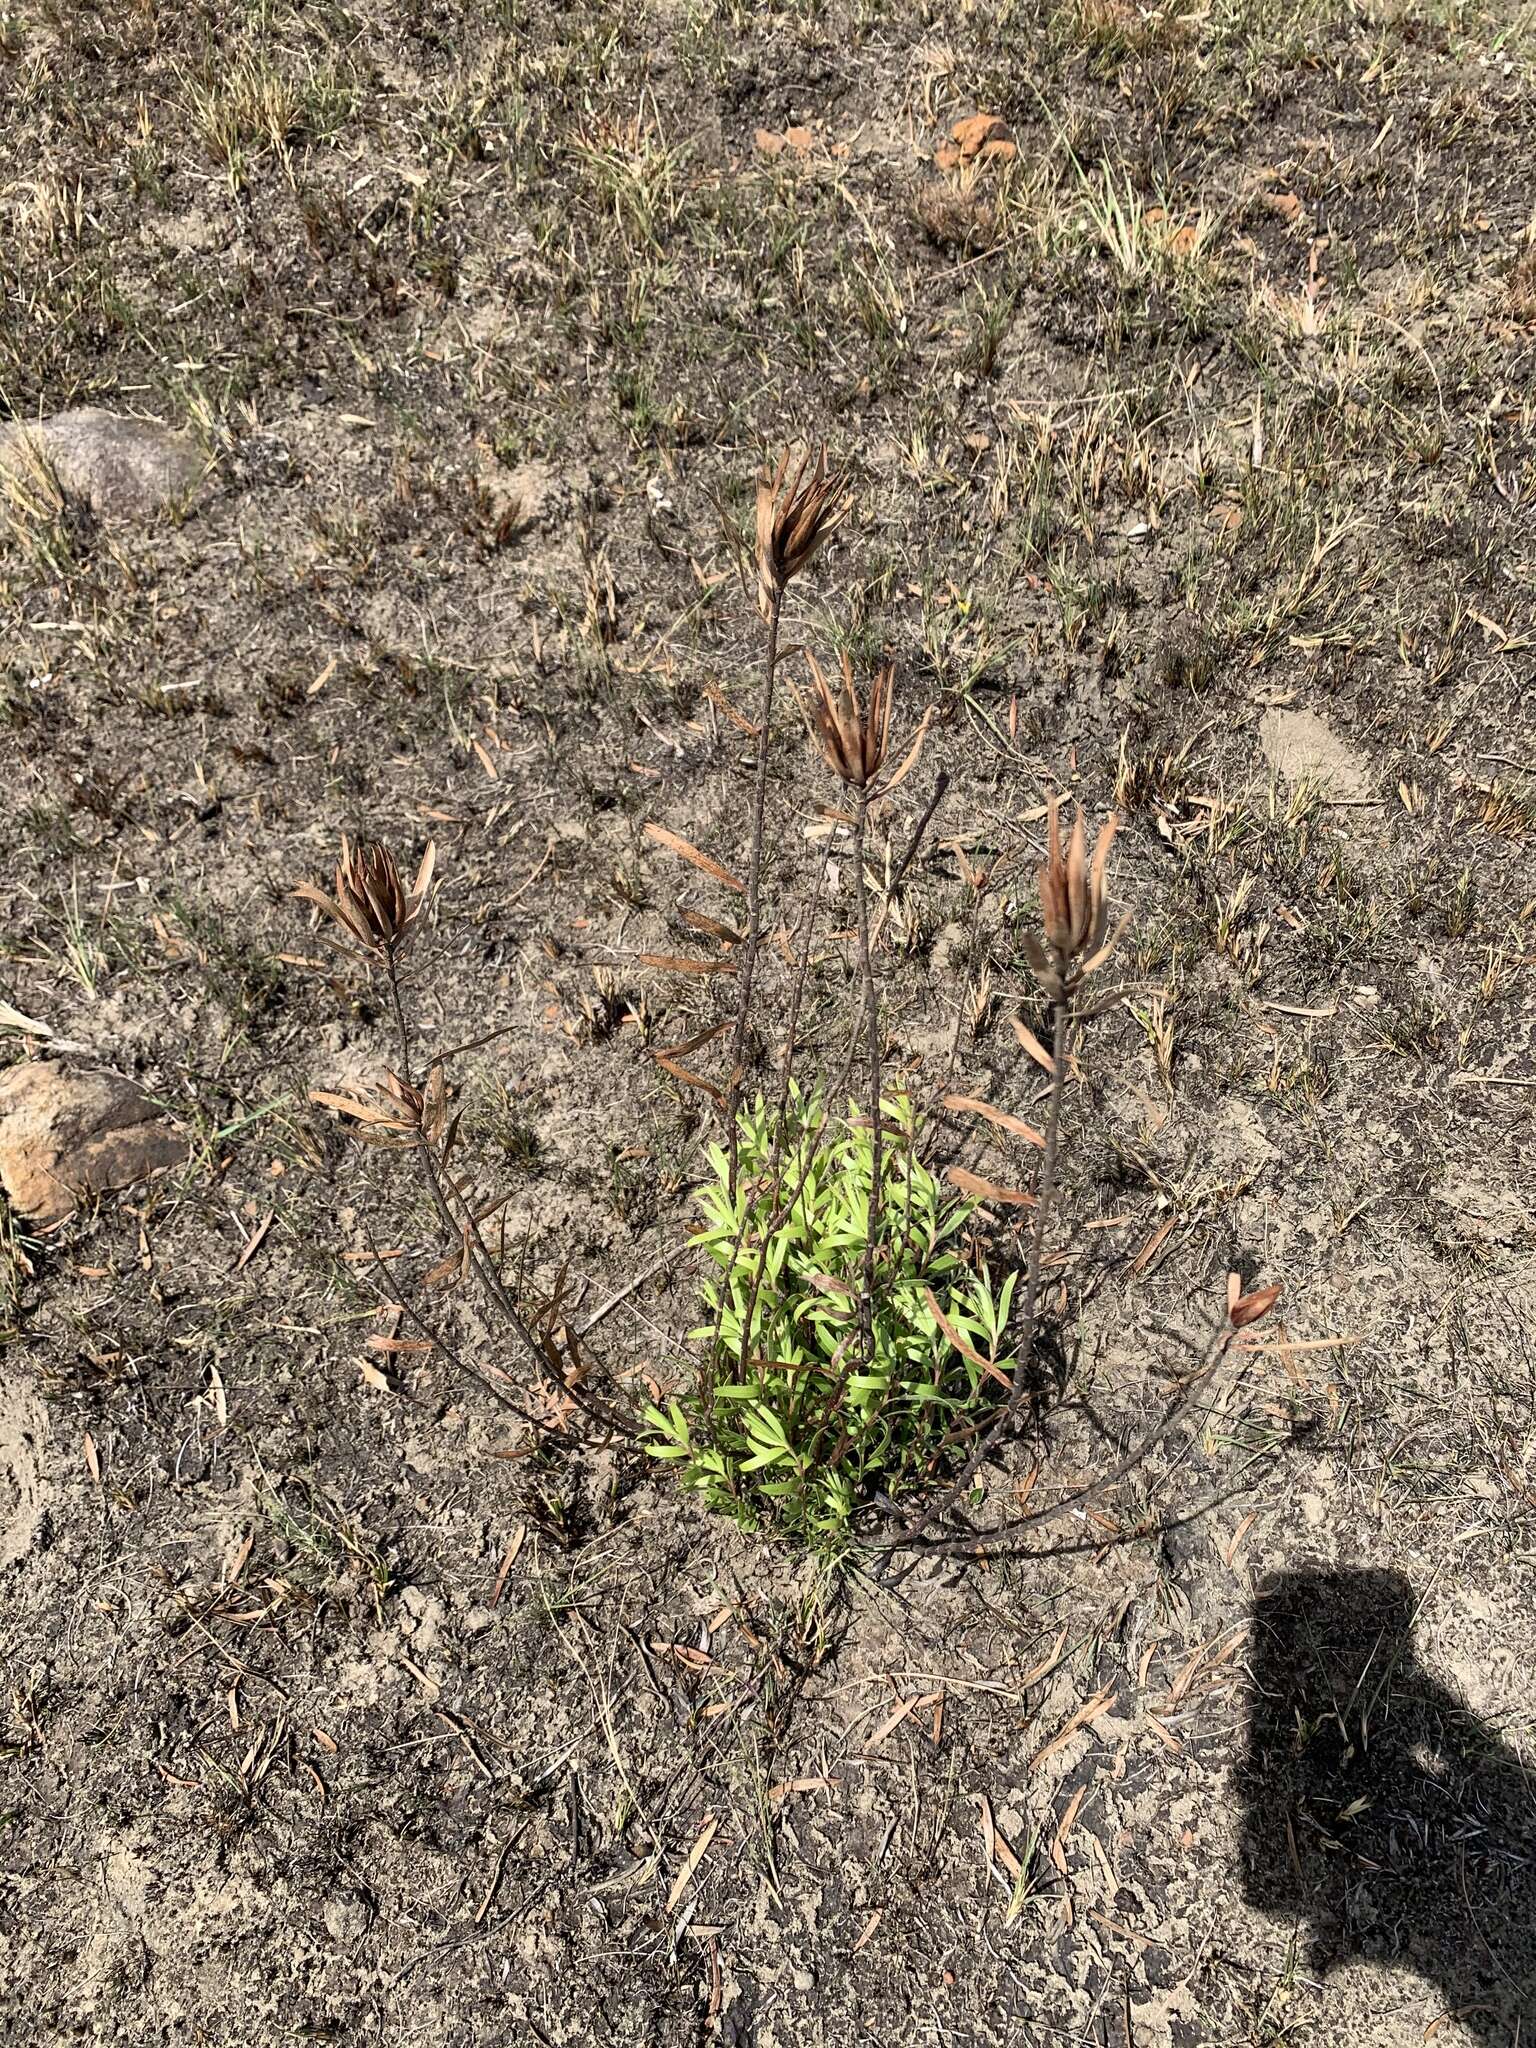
[1238,1567,1536,2041]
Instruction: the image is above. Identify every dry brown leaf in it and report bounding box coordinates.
[1053,1783,1087,1857]
[1011,1017,1056,1073]
[1019,1626,1069,1689]
[1028,1688,1116,1773]
[923,1287,1011,1388]
[657,1018,732,1061]
[636,953,738,977]
[680,907,743,945]
[655,1054,725,1106]
[232,1209,274,1272]
[943,1093,1046,1147]
[701,682,758,736]
[1230,1281,1282,1328]
[1131,1213,1179,1274]
[768,1776,840,1804]
[866,1688,942,1751]
[666,1815,719,1915]
[644,822,745,893]
[945,1165,1037,1208]
[970,1792,1024,1881]
[852,1909,883,1953]
[308,1089,397,1125]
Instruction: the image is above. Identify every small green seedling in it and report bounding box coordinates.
[644,1088,1017,1546]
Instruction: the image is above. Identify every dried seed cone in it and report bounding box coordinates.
[339,840,411,951]
[295,836,437,962]
[802,652,894,789]
[755,445,851,623]
[1025,797,1121,999]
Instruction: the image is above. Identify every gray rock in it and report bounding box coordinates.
[0,407,205,519]
[1259,707,1372,801]
[0,1060,187,1226]
[322,1895,369,1945]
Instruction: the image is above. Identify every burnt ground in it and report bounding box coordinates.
[2,0,1536,2041]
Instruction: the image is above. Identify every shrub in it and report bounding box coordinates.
[643,1087,1017,1545]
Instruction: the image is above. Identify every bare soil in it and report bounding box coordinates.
[3,0,1535,2042]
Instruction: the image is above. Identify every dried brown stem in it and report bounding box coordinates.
[726,582,782,1199]
[385,955,630,1438]
[887,994,1068,1545]
[727,859,831,1392]
[874,1324,1237,1568]
[852,782,884,1370]
[358,1214,548,1434]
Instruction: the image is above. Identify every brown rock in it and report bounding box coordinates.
[0,1061,187,1226]
[949,113,1013,160]
[0,408,205,520]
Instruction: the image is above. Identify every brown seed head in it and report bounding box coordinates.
[308,1062,449,1149]
[295,836,437,962]
[1229,1280,1282,1330]
[755,445,851,623]
[1023,797,1121,999]
[380,1062,448,1145]
[800,652,894,790]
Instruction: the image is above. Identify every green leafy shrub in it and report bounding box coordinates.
[643,1088,1017,1544]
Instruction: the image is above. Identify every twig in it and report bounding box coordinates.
[945,873,991,1081]
[726,583,782,1199]
[385,955,631,1437]
[574,1249,677,1337]
[726,858,832,1392]
[357,1215,548,1433]
[888,768,950,895]
[890,997,1069,1546]
[872,1326,1234,1566]
[852,780,884,1370]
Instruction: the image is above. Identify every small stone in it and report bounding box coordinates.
[398,1584,445,1652]
[0,407,205,519]
[1259,708,1372,801]
[0,1061,187,1226]
[323,1896,368,1944]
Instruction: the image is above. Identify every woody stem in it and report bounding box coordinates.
[853,781,883,1368]
[726,582,782,1200]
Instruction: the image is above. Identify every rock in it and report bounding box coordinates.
[1258,708,1372,800]
[0,1061,187,1226]
[322,1895,369,1944]
[0,408,205,519]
